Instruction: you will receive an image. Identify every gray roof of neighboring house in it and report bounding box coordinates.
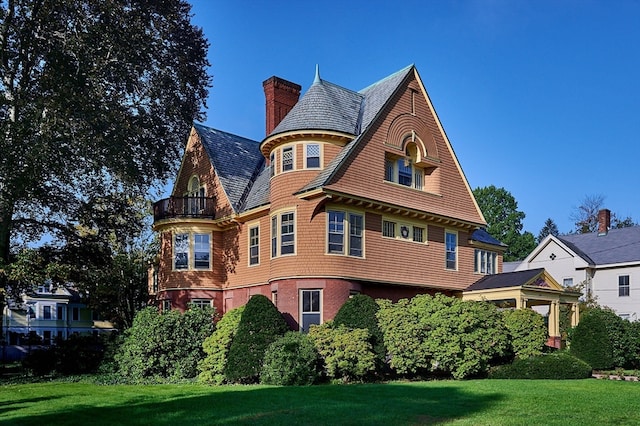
[558,226,640,266]
[194,123,264,213]
[466,268,545,291]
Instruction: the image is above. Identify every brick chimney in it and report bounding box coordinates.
[598,209,611,236]
[262,76,301,136]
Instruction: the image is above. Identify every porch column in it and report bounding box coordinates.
[548,301,560,338]
[516,297,528,309]
[571,303,580,327]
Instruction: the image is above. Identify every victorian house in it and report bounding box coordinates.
[150,65,509,331]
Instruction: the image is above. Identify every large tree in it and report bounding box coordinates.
[473,185,536,262]
[571,194,637,234]
[0,1,210,296]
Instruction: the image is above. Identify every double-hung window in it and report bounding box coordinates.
[327,211,364,257]
[306,144,320,168]
[249,225,259,265]
[194,234,210,269]
[174,233,189,270]
[282,146,294,172]
[43,306,52,320]
[445,231,457,270]
[271,212,296,257]
[619,275,630,297]
[474,249,497,275]
[382,220,396,238]
[384,155,424,190]
[300,289,321,332]
[270,152,276,177]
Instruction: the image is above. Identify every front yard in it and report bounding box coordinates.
[1,379,638,425]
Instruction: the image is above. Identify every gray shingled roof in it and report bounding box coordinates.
[296,65,414,195]
[558,226,640,266]
[466,268,545,291]
[193,123,263,213]
[242,165,271,211]
[470,228,506,247]
[270,79,364,136]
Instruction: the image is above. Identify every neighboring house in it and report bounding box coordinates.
[150,64,510,332]
[3,282,115,346]
[515,209,640,320]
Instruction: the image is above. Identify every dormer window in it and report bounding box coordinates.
[385,155,424,190]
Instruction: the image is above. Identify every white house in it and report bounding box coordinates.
[515,209,640,320]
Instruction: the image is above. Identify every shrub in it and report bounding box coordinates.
[309,322,377,382]
[422,296,509,379]
[260,332,320,386]
[224,295,289,383]
[198,306,244,384]
[116,306,215,381]
[624,320,640,369]
[489,352,592,379]
[22,347,57,376]
[376,298,429,376]
[334,294,386,369]
[55,334,105,375]
[570,307,624,370]
[502,308,547,359]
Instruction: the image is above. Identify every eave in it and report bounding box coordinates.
[298,188,484,231]
[260,130,353,157]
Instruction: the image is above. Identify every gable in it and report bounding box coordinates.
[518,235,591,271]
[323,67,485,226]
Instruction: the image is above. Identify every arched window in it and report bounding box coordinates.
[186,176,205,214]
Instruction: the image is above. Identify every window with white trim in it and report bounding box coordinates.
[619,275,630,297]
[43,305,52,320]
[249,225,259,265]
[384,155,424,190]
[306,143,320,168]
[382,219,426,244]
[194,234,210,269]
[327,211,364,257]
[174,232,211,270]
[270,152,276,177]
[271,211,296,257]
[174,233,189,270]
[300,289,321,332]
[563,278,574,287]
[474,249,497,275]
[282,146,294,172]
[57,305,64,320]
[445,231,457,270]
[190,299,211,309]
[186,176,206,214]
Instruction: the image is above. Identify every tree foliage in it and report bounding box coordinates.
[198,306,244,385]
[473,185,536,261]
[223,295,289,384]
[115,306,215,382]
[0,0,211,298]
[570,307,622,370]
[537,218,559,243]
[502,308,547,358]
[571,194,637,234]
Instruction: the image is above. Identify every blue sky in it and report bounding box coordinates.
[186,0,640,236]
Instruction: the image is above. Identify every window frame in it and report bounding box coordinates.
[72,307,79,321]
[173,232,189,270]
[281,146,294,172]
[474,249,497,275]
[193,233,211,270]
[300,289,322,333]
[619,275,630,297]
[326,210,364,257]
[382,218,427,245]
[190,299,211,309]
[383,154,425,190]
[43,305,52,320]
[445,230,458,271]
[305,143,321,169]
[271,210,296,257]
[563,278,574,287]
[173,231,212,271]
[249,224,260,266]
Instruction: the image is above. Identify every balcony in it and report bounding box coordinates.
[153,196,216,222]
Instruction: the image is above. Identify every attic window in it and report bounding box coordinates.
[384,154,424,190]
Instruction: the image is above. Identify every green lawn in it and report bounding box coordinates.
[1,379,639,425]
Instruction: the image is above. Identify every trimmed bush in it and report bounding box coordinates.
[334,294,386,368]
[116,306,215,381]
[198,306,244,384]
[309,322,376,382]
[22,347,57,376]
[224,295,289,383]
[489,352,592,379]
[570,308,621,370]
[260,332,320,386]
[502,308,547,359]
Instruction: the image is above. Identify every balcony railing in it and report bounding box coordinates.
[153,196,216,222]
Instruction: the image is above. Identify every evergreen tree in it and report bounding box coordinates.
[537,218,560,243]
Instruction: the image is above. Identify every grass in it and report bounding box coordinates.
[1,379,639,425]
